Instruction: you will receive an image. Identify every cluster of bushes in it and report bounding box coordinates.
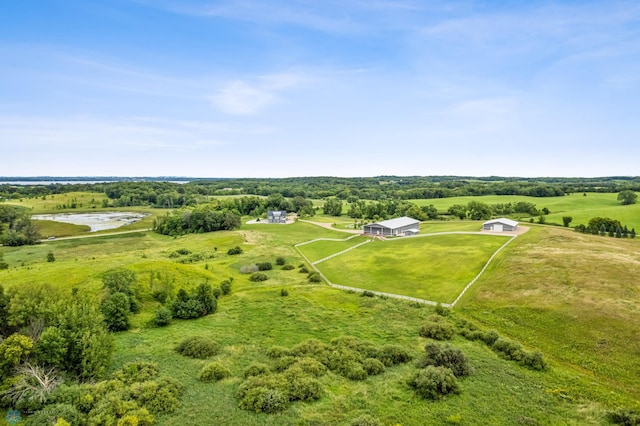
[170,283,217,320]
[169,250,215,264]
[0,251,8,270]
[0,284,113,383]
[608,408,640,425]
[153,205,241,236]
[457,320,547,371]
[0,205,41,246]
[574,217,636,238]
[249,273,268,282]
[227,246,243,255]
[15,361,184,425]
[238,337,412,413]
[408,342,471,400]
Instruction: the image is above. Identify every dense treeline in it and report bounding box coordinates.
[3,176,640,207]
[153,205,242,236]
[0,205,41,246]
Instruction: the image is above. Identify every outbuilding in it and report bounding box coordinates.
[363,216,420,237]
[483,218,518,232]
[267,210,287,224]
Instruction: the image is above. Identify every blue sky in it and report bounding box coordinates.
[1,0,639,177]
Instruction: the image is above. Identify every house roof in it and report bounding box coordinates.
[484,218,518,227]
[367,216,420,230]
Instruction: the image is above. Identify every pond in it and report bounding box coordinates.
[31,212,148,232]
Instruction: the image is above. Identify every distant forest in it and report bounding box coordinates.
[2,176,640,209]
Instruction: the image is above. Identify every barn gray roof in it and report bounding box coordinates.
[483,218,518,227]
[368,216,420,230]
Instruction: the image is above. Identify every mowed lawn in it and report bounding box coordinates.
[297,236,368,263]
[317,234,510,303]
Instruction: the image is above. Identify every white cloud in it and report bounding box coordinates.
[210,72,307,115]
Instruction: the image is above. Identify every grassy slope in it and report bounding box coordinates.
[5,191,108,213]
[1,220,636,424]
[317,234,509,303]
[459,226,640,406]
[297,236,366,263]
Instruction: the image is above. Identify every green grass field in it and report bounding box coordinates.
[5,191,109,213]
[412,193,640,229]
[297,236,367,263]
[2,198,639,424]
[315,234,511,303]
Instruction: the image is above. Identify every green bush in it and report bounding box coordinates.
[249,272,268,282]
[23,404,80,426]
[265,346,291,358]
[213,287,222,299]
[275,256,286,266]
[418,344,471,377]
[290,357,327,377]
[284,372,323,401]
[114,361,159,384]
[280,289,289,297]
[198,362,231,382]
[171,298,206,319]
[174,336,220,359]
[362,358,385,376]
[521,351,547,371]
[608,408,640,425]
[220,280,232,295]
[154,307,172,327]
[243,363,271,379]
[408,366,461,400]
[341,361,368,381]
[435,303,450,316]
[308,272,322,283]
[299,266,309,273]
[256,262,273,271]
[101,292,131,332]
[282,264,295,270]
[419,319,455,340]
[492,338,526,362]
[227,246,243,255]
[129,376,185,414]
[239,387,289,414]
[273,356,299,372]
[361,290,375,298]
[34,326,67,368]
[378,345,412,366]
[46,252,56,262]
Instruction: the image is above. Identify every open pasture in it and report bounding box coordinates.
[316,234,511,303]
[413,193,640,229]
[297,235,367,263]
[4,191,108,213]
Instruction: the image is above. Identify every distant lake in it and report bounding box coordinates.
[32,212,148,232]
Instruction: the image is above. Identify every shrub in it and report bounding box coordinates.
[275,256,286,266]
[176,248,191,255]
[240,264,259,274]
[220,280,232,295]
[101,292,131,332]
[521,351,547,371]
[171,298,206,319]
[198,362,231,382]
[341,361,368,381]
[174,336,220,359]
[256,262,273,271]
[265,346,291,358]
[239,387,289,414]
[46,252,56,262]
[227,246,243,255]
[280,289,289,297]
[362,358,385,376]
[298,266,309,273]
[129,376,185,414]
[435,303,450,316]
[419,319,455,340]
[378,345,412,366]
[284,372,323,401]
[23,404,80,426]
[249,272,268,282]
[418,344,471,377]
[154,307,172,327]
[114,361,159,384]
[282,264,294,270]
[243,363,270,379]
[407,366,461,400]
[213,287,221,299]
[608,408,640,425]
[350,414,380,426]
[291,339,330,360]
[492,338,526,362]
[273,356,299,372]
[34,326,67,368]
[361,290,375,298]
[308,272,322,283]
[290,357,327,377]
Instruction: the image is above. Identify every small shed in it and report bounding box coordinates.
[483,218,518,232]
[363,216,420,237]
[267,210,287,224]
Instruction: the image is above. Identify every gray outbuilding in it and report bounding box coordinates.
[267,210,287,224]
[363,216,420,237]
[483,218,518,232]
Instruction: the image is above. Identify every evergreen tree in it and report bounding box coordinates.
[600,224,607,236]
[615,226,622,238]
[631,228,636,239]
